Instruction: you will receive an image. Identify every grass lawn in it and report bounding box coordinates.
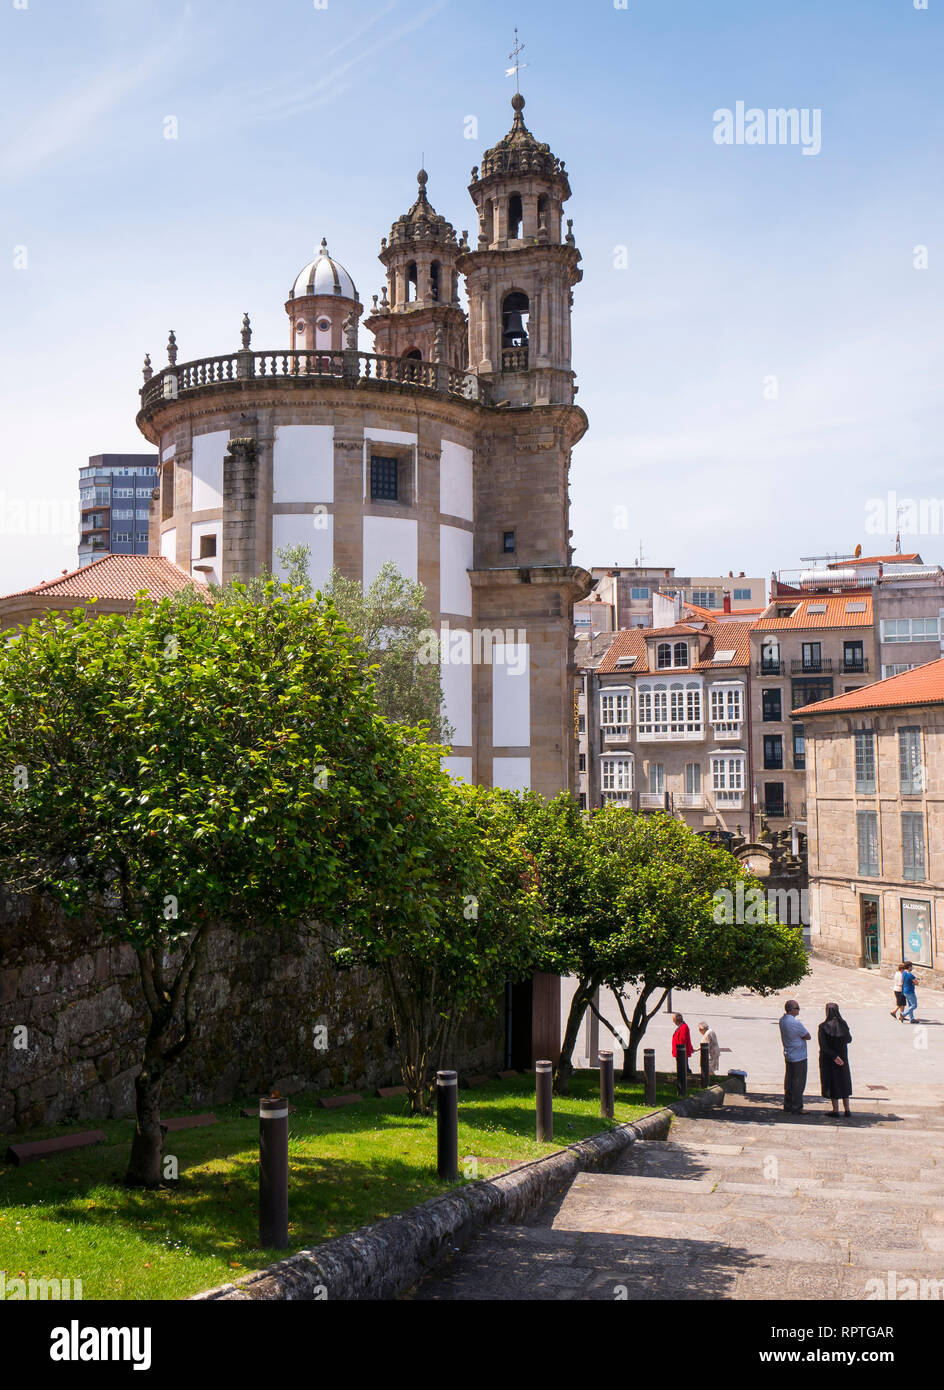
[0,1072,682,1300]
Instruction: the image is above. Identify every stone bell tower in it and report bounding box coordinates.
[458,93,581,407]
[364,170,467,369]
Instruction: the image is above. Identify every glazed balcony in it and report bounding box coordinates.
[139,347,491,413]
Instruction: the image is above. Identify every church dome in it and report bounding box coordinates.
[476,94,568,189]
[291,238,358,300]
[385,170,458,250]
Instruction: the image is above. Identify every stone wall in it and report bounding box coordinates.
[0,891,503,1134]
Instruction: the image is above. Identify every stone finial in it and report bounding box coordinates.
[380,285,389,308]
[167,330,178,366]
[372,294,378,310]
[142,353,153,382]
[433,324,446,364]
[458,229,469,251]
[343,309,357,350]
[471,166,478,181]
[241,312,252,349]
[565,218,575,246]
[381,236,387,250]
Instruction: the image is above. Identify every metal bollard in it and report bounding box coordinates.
[436,1070,459,1181]
[535,1060,553,1143]
[644,1048,657,1107]
[599,1050,615,1120]
[676,1042,688,1097]
[259,1095,289,1248]
[700,1042,710,1088]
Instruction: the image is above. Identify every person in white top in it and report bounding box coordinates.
[891,965,905,1021]
[698,1022,721,1073]
[779,1000,811,1115]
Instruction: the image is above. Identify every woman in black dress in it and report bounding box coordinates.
[818,1002,852,1117]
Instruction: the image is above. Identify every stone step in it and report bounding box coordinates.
[567,1170,944,1206]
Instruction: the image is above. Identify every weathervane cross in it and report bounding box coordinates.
[506,26,528,93]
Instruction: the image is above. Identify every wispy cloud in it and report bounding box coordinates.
[0,12,192,180]
[226,1,447,127]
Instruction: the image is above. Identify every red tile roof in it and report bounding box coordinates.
[1,555,204,602]
[794,657,944,716]
[596,621,752,675]
[753,593,872,630]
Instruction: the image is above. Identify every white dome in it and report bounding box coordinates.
[291,238,358,301]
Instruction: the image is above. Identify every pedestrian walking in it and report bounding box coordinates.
[901,961,919,1023]
[671,1013,694,1072]
[779,999,811,1115]
[698,1021,721,1073]
[818,1002,853,1117]
[891,964,905,1021]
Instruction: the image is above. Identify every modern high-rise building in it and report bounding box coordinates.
[78,453,158,566]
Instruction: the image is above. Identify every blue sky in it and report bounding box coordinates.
[1,0,942,593]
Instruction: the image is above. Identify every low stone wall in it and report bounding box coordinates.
[195,1082,733,1302]
[0,891,502,1133]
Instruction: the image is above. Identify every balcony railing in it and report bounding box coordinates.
[841,657,869,674]
[711,722,743,740]
[756,660,785,676]
[501,346,529,373]
[140,349,491,412]
[791,657,834,674]
[636,727,704,742]
[674,793,705,810]
[602,726,632,744]
[638,792,668,809]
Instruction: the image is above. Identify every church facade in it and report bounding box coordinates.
[136,93,589,800]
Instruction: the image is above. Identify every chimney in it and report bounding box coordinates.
[723,593,731,613]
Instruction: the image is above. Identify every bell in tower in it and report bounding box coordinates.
[363,170,467,369]
[458,92,581,406]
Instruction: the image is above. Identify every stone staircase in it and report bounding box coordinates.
[409,1090,944,1300]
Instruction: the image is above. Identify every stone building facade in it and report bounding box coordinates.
[137,91,589,803]
[798,660,944,981]
[580,620,753,832]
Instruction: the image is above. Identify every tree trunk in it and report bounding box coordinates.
[125,1040,168,1187]
[554,977,597,1095]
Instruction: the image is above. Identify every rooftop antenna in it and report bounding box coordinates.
[506,27,528,93]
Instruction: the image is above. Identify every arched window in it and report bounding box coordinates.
[406,262,417,303]
[674,641,689,667]
[656,642,672,669]
[537,195,548,232]
[501,291,529,348]
[430,261,440,302]
[402,348,422,360]
[508,193,523,239]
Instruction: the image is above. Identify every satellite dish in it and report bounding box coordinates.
[854,543,862,557]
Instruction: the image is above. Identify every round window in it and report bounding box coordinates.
[317,319,331,332]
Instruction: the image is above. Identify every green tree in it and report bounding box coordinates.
[520,797,807,1091]
[334,783,540,1114]
[0,584,456,1185]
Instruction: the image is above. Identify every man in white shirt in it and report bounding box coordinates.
[779,1000,811,1115]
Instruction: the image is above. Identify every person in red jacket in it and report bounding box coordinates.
[671,1012,694,1071]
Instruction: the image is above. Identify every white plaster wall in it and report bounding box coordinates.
[191,430,228,512]
[365,428,418,445]
[190,521,221,587]
[441,656,472,747]
[439,525,474,617]
[160,527,176,561]
[272,513,334,591]
[363,516,418,586]
[442,756,473,783]
[161,442,176,462]
[272,425,334,503]
[439,440,474,521]
[492,757,531,793]
[492,642,531,747]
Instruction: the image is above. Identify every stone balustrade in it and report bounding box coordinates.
[139,348,491,412]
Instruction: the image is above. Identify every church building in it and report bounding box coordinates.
[136,92,590,800]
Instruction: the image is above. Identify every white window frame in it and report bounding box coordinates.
[600,688,632,730]
[601,755,634,799]
[710,753,746,803]
[710,683,744,731]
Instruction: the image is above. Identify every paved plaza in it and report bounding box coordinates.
[409,955,944,1301]
[564,953,944,1089]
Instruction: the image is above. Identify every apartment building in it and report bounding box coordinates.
[798,659,944,980]
[78,453,158,566]
[750,592,875,833]
[575,566,765,635]
[582,620,752,832]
